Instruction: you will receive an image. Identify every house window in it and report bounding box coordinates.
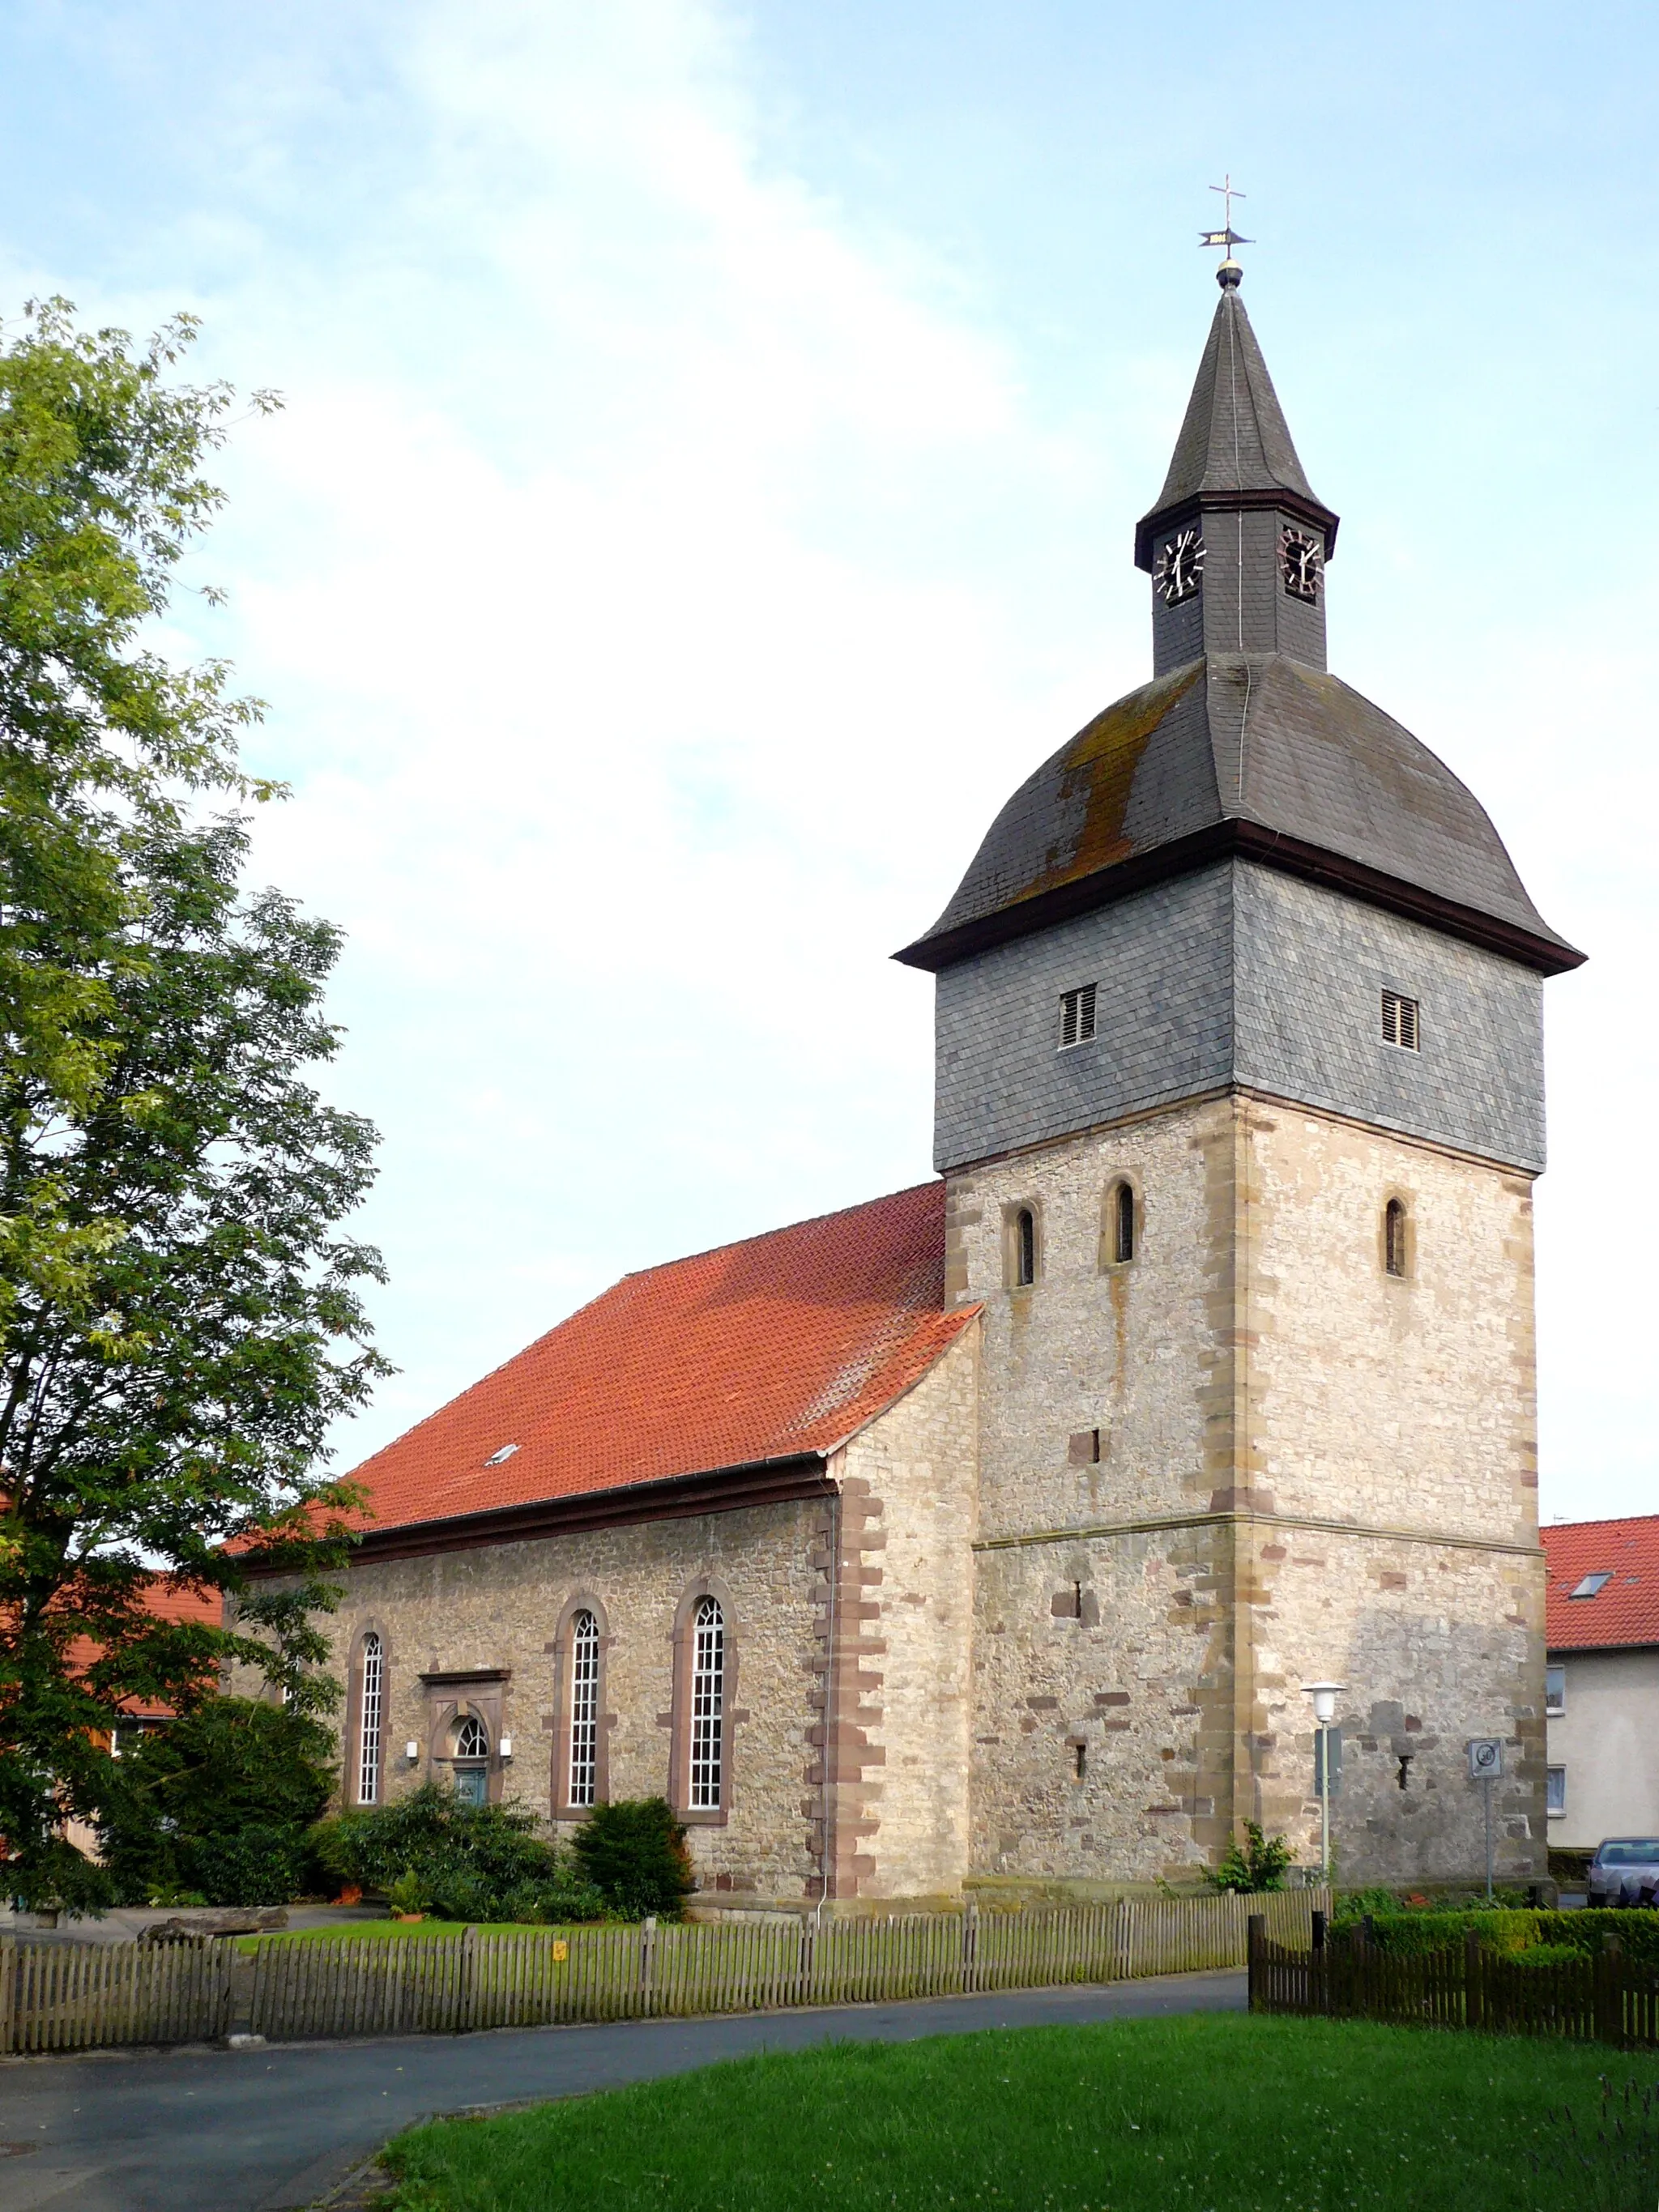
[1545,1664,1565,1716]
[1381,990,1420,1051]
[689,1596,725,1810]
[356,1633,384,1806]
[1060,984,1097,1050]
[453,1713,489,1808]
[1012,1207,1036,1289]
[1546,1766,1567,1817]
[1569,1572,1612,1600]
[569,1609,600,1809]
[1384,1198,1408,1278]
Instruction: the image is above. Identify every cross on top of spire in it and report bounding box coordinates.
[1199,174,1252,288]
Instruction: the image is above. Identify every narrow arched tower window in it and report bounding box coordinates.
[1113,1181,1136,1265]
[569,1609,599,1809]
[1014,1208,1036,1288]
[689,1596,725,1809]
[356,1633,383,1806]
[1384,1198,1407,1279]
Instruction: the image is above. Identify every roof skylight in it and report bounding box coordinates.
[484,1443,520,1467]
[1569,1571,1612,1599]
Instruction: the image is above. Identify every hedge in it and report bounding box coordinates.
[1351,1908,1659,1966]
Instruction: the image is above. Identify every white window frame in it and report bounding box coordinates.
[689,1596,725,1811]
[1381,989,1421,1052]
[1059,983,1098,1051]
[569,1609,600,1809]
[454,1714,489,1760]
[1545,1664,1566,1717]
[357,1633,384,1806]
[1546,1765,1567,1817]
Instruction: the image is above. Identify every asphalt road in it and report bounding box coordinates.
[0,1967,1246,2212]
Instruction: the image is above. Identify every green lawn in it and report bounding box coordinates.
[239,1919,535,1952]
[380,2013,1655,2211]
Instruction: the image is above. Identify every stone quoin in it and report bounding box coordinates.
[238,265,1581,1906]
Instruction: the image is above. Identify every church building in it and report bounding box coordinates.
[254,261,1582,1904]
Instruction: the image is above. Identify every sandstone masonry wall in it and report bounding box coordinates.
[248,1497,825,1902]
[949,1088,1545,1889]
[820,1327,979,1901]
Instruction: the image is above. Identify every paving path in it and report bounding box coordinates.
[0,1967,1246,2212]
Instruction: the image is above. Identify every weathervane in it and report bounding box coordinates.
[1199,174,1252,288]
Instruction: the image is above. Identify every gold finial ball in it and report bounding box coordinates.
[1216,258,1243,290]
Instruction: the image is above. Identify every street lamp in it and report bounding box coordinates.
[1302,1682,1347,1882]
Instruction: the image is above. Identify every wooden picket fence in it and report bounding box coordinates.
[0,1886,1325,2053]
[1248,1920,1659,2048]
[0,1933,235,2052]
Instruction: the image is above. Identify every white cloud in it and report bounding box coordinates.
[171,0,1077,1453]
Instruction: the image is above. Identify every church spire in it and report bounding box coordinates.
[1135,274,1340,675]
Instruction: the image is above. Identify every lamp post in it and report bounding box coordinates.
[1303,1682,1347,1882]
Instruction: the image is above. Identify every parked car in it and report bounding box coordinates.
[1587,1838,1659,1907]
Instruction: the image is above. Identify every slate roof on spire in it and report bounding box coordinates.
[1134,288,1338,569]
[897,285,1582,981]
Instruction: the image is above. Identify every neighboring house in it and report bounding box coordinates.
[56,1578,224,1862]
[1542,1517,1659,1850]
[241,264,1580,1907]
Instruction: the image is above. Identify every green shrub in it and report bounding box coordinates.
[1506,1941,1587,1970]
[181,1824,313,1907]
[1207,1822,1294,1894]
[571,1799,695,1919]
[97,1698,335,1906]
[385,1869,432,1916]
[309,1780,608,1924]
[1536,1909,1659,1967]
[1351,1907,1659,1967]
[1361,1909,1541,1957]
[500,1870,609,1925]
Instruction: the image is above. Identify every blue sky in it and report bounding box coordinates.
[0,2,1653,1520]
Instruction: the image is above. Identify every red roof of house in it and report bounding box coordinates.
[343,1182,977,1538]
[1543,1516,1659,1651]
[62,1579,224,1720]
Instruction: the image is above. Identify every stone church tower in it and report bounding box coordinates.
[896,263,1582,1890]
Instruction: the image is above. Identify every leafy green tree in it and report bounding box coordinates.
[96,1695,337,1905]
[0,299,387,1907]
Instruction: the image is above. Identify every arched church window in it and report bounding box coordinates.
[356,1633,383,1806]
[453,1713,489,1808]
[569,1609,600,1809]
[689,1596,725,1810]
[1384,1198,1408,1279]
[1013,1208,1036,1288]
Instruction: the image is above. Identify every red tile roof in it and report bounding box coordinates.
[62,1579,224,1720]
[344,1182,978,1539]
[1543,1516,1659,1651]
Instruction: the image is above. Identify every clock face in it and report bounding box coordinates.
[1154,526,1204,605]
[1280,528,1322,603]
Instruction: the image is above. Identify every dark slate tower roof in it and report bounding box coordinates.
[897,277,1580,978]
[1133,285,1337,569]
